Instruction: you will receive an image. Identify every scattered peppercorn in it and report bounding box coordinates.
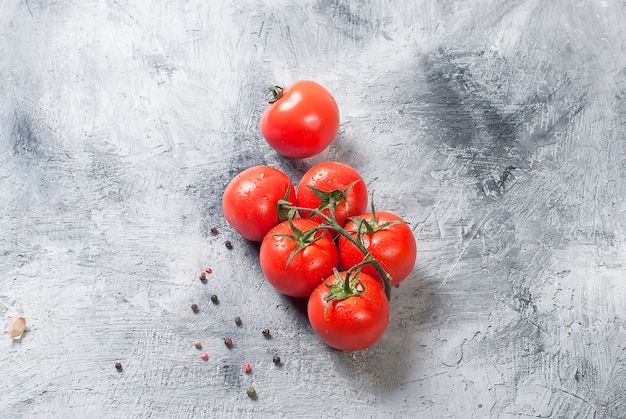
[272,355,281,365]
[200,352,209,361]
[194,340,203,349]
[210,225,218,235]
[191,303,199,313]
[243,363,252,373]
[225,240,232,249]
[247,387,257,399]
[262,328,271,339]
[115,362,123,372]
[205,267,213,274]
[199,272,207,282]
[210,294,219,304]
[234,316,242,326]
[224,337,233,348]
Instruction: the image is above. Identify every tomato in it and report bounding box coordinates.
[296,161,368,227]
[260,80,340,159]
[222,166,296,242]
[259,219,339,298]
[307,271,389,351]
[338,211,416,286]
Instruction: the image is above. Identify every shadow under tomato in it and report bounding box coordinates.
[281,294,309,318]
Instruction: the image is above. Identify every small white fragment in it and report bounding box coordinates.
[7,316,26,339]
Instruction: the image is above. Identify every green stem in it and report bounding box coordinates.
[281,203,392,299]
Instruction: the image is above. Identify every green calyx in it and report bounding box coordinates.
[271,217,326,268]
[346,194,405,237]
[305,179,361,221]
[322,268,366,319]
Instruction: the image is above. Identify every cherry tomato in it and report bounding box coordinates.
[296,161,368,227]
[260,80,340,159]
[307,271,389,351]
[222,166,296,242]
[338,211,416,286]
[260,219,339,298]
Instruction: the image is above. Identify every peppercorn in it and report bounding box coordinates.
[234,316,242,326]
[115,362,123,372]
[272,355,281,365]
[191,303,199,313]
[225,240,232,249]
[247,387,257,399]
[262,328,271,339]
[224,337,233,348]
[194,340,203,349]
[243,363,252,373]
[210,225,218,235]
[210,294,219,304]
[199,272,207,282]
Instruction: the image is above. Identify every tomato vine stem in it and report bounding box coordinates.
[278,200,392,300]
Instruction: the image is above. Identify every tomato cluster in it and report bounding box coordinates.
[222,161,417,351]
[221,80,416,351]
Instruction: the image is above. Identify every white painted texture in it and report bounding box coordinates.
[1,1,625,417]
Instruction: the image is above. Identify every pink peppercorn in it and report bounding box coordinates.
[205,267,212,274]
[243,363,251,373]
[200,353,209,361]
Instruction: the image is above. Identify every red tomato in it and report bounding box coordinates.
[259,219,339,298]
[307,271,389,351]
[222,166,296,242]
[338,211,416,286]
[260,80,340,159]
[296,161,368,227]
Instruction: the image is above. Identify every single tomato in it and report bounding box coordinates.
[296,161,368,227]
[222,166,296,242]
[307,270,389,351]
[338,211,416,286]
[260,80,340,158]
[260,218,339,298]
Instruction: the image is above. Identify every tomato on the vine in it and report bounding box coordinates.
[260,80,340,159]
[307,270,389,351]
[338,211,416,286]
[260,218,339,298]
[296,161,368,227]
[222,166,296,242]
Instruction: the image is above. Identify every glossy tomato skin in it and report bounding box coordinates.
[338,211,416,286]
[296,161,368,227]
[307,271,389,351]
[260,80,340,159]
[222,166,296,242]
[260,219,339,298]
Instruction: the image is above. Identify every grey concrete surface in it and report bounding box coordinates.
[1,1,625,418]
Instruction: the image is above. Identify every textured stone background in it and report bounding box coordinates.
[1,1,625,417]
